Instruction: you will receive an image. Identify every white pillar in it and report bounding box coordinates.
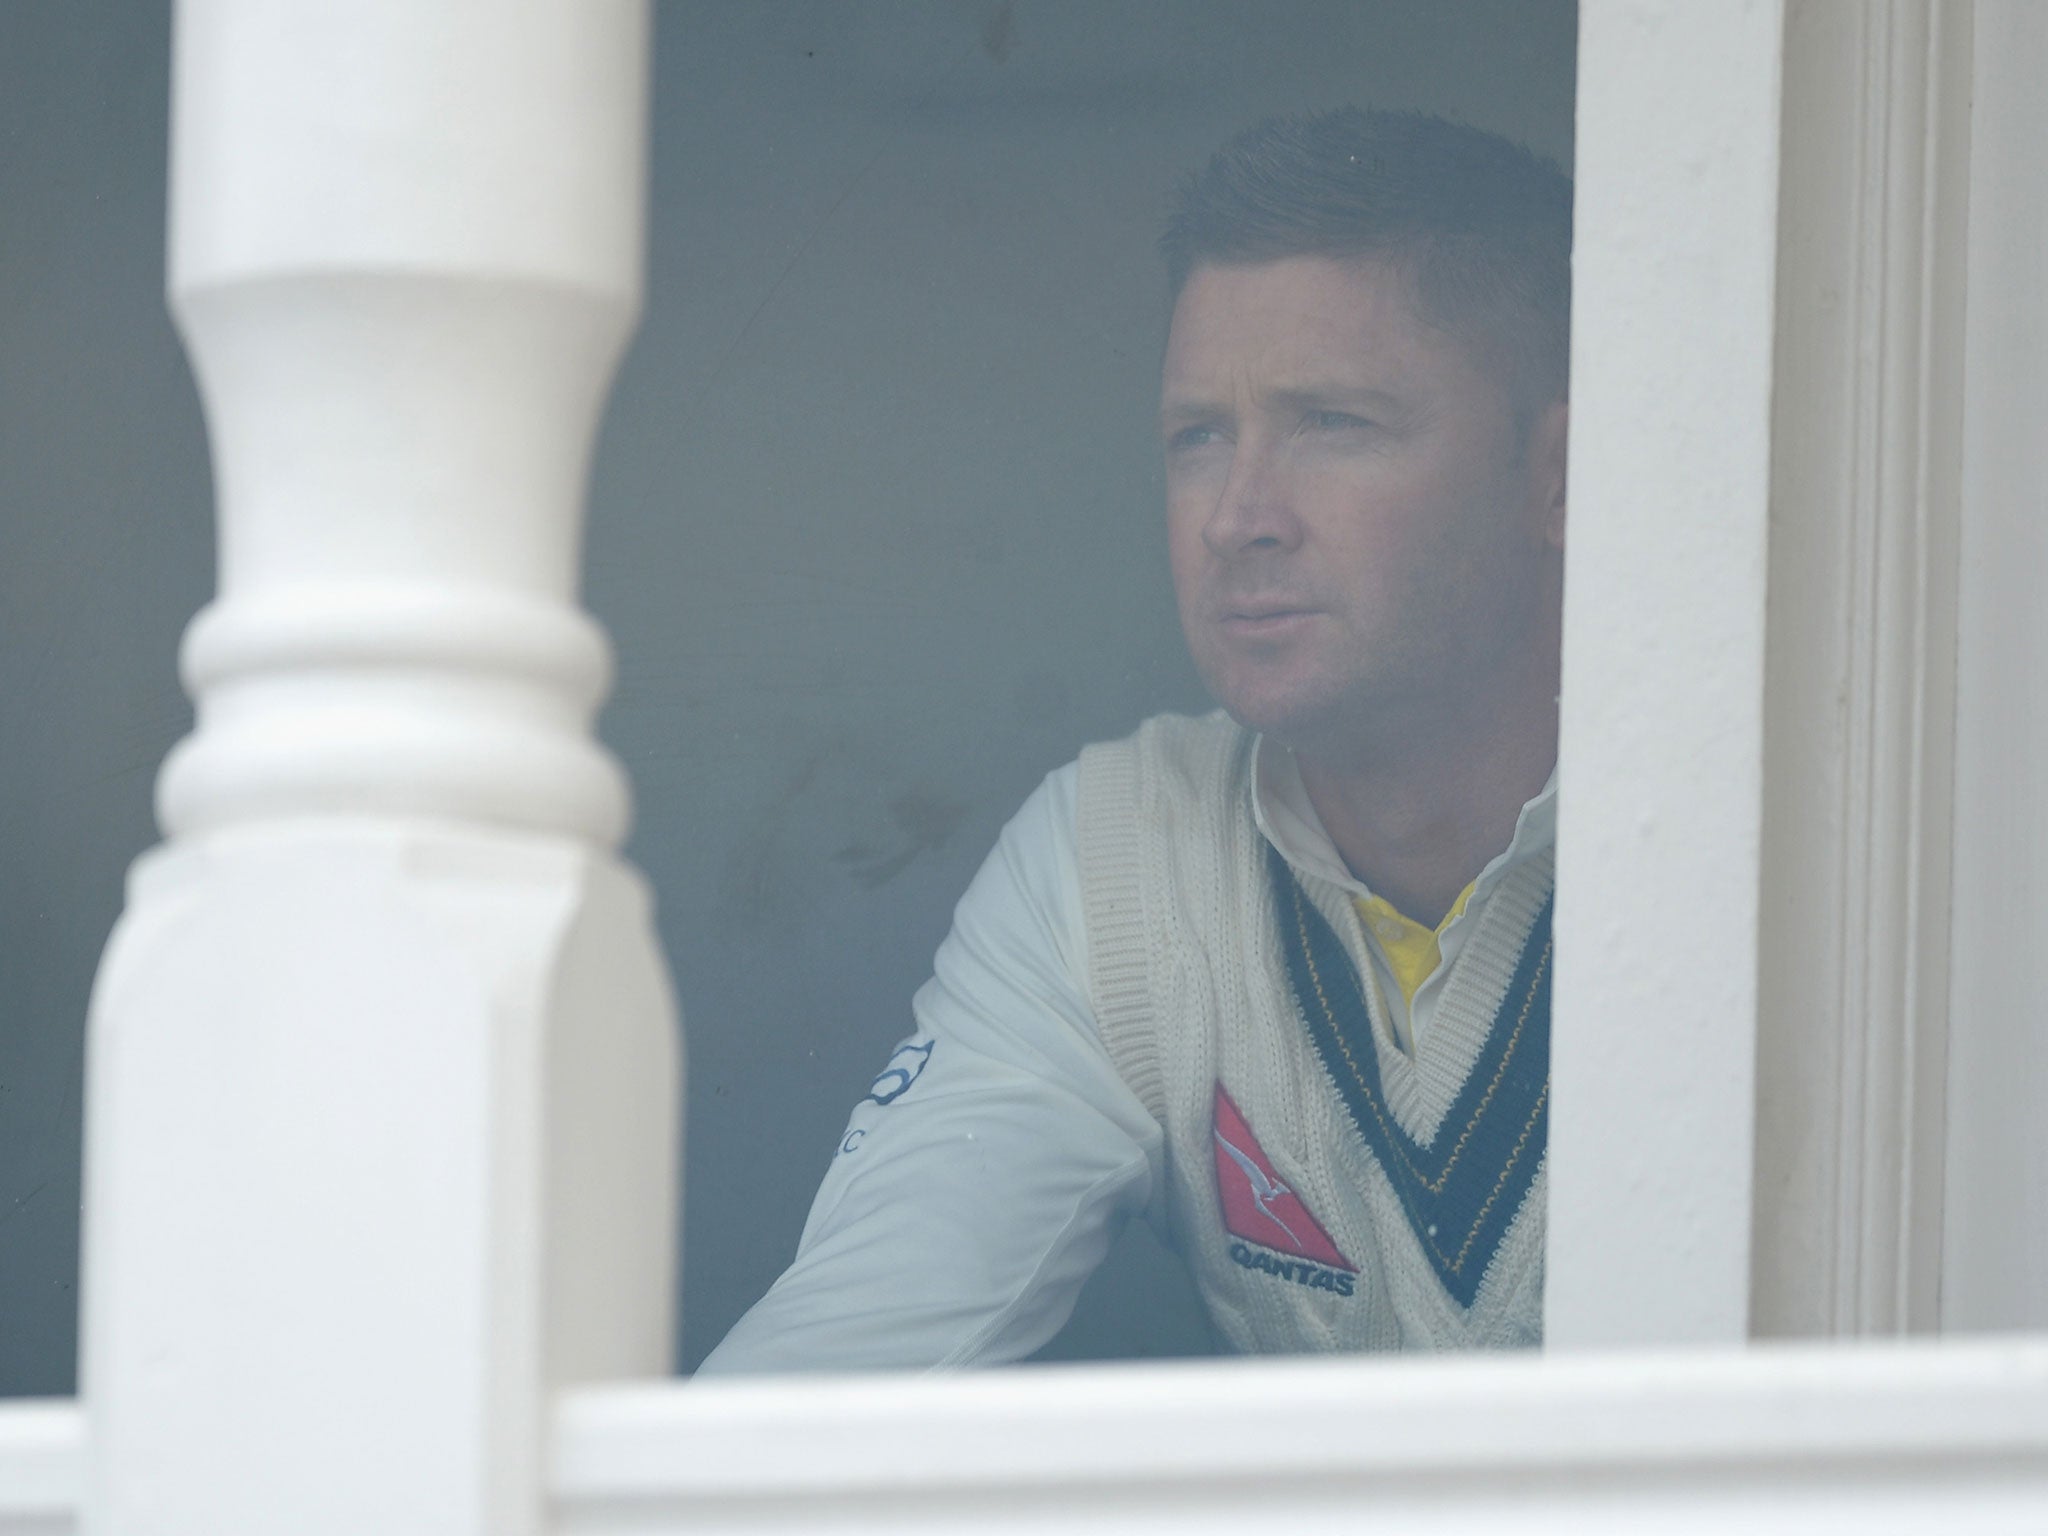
[78,6,676,1535]
[1548,0,1785,1346]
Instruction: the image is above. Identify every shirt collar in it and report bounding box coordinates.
[1251,734,1557,910]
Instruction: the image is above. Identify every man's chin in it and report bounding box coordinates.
[1201,679,1333,745]
[1188,644,1365,743]
[1194,658,1398,755]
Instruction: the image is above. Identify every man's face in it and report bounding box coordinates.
[1160,255,1566,754]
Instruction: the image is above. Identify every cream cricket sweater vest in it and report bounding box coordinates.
[1076,712,1551,1353]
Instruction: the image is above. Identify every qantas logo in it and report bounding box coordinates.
[1214,1124,1304,1247]
[1213,1085,1355,1286]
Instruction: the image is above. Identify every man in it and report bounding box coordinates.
[699,108,1570,1371]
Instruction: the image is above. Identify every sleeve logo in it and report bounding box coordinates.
[865,1039,935,1106]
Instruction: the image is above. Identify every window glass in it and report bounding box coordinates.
[586,0,1579,1373]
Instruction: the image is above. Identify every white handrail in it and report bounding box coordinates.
[553,1342,2048,1534]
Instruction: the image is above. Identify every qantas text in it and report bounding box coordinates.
[1228,1241,1355,1296]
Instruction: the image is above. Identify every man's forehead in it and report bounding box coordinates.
[1160,253,1450,396]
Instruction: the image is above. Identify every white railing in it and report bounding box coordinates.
[551,1343,2048,1535]
[0,1402,77,1536]
[10,1341,2048,1534]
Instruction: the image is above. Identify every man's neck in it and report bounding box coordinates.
[1291,690,1556,930]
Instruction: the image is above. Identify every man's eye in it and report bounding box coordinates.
[1167,424,1224,451]
[1303,409,1371,433]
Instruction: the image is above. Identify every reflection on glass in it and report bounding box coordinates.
[598,2,1577,1374]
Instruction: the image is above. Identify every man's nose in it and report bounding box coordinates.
[1203,437,1301,556]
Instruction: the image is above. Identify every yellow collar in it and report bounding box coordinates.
[1353,883,1476,1009]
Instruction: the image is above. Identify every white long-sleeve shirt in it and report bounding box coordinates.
[697,742,1557,1374]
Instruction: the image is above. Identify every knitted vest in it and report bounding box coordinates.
[1076,712,1550,1354]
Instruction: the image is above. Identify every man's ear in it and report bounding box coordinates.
[1529,399,1568,551]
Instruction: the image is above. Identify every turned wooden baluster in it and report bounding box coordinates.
[79,6,678,1533]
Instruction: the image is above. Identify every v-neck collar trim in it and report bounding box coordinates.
[1291,847,1555,1147]
[1267,843,1554,1308]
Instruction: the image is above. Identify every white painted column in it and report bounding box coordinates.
[78,6,676,1535]
[1549,0,1785,1347]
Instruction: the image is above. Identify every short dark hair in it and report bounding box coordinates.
[1161,109,1573,410]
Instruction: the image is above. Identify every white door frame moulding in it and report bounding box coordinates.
[1942,0,2048,1334]
[1752,0,1971,1338]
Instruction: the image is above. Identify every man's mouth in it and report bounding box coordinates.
[1218,604,1318,639]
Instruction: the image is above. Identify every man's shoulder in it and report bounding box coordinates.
[1078,707,1247,775]
[1073,708,1254,836]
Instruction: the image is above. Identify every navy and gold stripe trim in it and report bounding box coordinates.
[1267,843,1551,1308]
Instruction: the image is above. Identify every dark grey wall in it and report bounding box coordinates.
[0,1,1575,1394]
[0,4,211,1398]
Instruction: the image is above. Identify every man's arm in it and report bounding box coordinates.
[696,762,1165,1374]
